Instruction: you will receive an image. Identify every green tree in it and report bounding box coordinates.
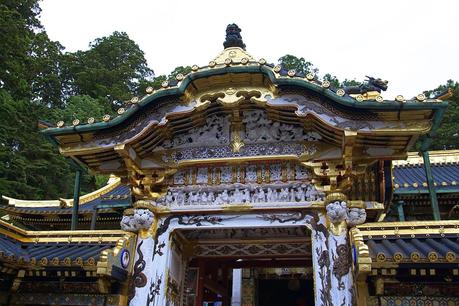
[426,80,459,150]
[0,90,95,199]
[0,0,41,99]
[49,95,113,124]
[29,31,67,107]
[278,54,317,75]
[64,31,154,106]
[138,66,192,94]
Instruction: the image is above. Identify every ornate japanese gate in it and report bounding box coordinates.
[42,25,445,306]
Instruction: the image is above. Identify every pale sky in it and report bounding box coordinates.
[40,0,459,98]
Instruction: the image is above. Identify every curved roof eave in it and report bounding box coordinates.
[41,64,449,137]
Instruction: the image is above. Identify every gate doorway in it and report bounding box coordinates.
[175,226,314,306]
[258,279,314,306]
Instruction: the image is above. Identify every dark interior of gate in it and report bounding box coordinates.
[173,226,314,306]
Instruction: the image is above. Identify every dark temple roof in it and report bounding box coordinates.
[355,221,459,268]
[366,235,459,265]
[393,150,459,194]
[1,178,131,215]
[0,234,114,265]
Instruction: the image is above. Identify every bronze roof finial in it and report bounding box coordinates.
[223,23,246,50]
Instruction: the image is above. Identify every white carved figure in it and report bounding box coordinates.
[347,208,367,226]
[221,190,230,204]
[255,188,266,203]
[172,191,179,206]
[295,187,305,202]
[208,191,215,204]
[201,192,208,204]
[120,215,137,231]
[289,188,296,202]
[121,209,154,231]
[267,188,274,202]
[133,209,154,229]
[232,188,243,203]
[165,191,173,204]
[309,186,320,201]
[326,201,348,224]
[176,191,185,206]
[279,188,289,201]
[242,189,251,203]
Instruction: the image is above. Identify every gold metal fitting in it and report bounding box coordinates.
[376,95,384,102]
[258,58,266,65]
[208,61,216,68]
[416,93,426,101]
[117,108,125,115]
[176,73,184,81]
[72,119,80,126]
[102,115,110,122]
[322,80,330,88]
[224,58,232,65]
[325,192,347,204]
[287,69,296,77]
[131,97,139,103]
[273,65,282,73]
[57,121,64,128]
[191,65,199,71]
[306,73,315,81]
[336,89,346,97]
[87,117,95,124]
[145,86,154,94]
[395,95,405,102]
[240,57,249,64]
[356,95,364,102]
[161,81,169,88]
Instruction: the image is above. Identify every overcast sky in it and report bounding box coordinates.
[40,0,458,98]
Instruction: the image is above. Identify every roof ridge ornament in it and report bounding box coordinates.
[223,23,246,50]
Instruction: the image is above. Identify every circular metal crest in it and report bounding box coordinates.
[102,115,111,122]
[336,89,346,97]
[120,249,130,269]
[57,121,64,128]
[72,119,80,126]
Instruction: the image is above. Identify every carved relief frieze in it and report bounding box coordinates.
[155,182,324,209]
[154,114,231,150]
[242,110,321,143]
[194,242,311,257]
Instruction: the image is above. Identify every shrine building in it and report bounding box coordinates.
[1,24,458,306]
